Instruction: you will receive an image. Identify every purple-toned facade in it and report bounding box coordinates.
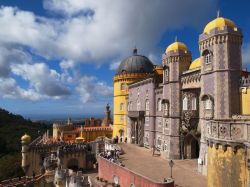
[125,19,250,182]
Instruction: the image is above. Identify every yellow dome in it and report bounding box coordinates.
[189,57,201,70]
[203,17,236,34]
[166,42,188,53]
[21,133,31,142]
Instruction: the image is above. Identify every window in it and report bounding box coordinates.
[164,102,169,116]
[120,115,124,122]
[137,100,141,111]
[137,88,140,97]
[120,103,124,111]
[183,97,188,110]
[164,67,169,83]
[145,100,149,111]
[157,137,162,148]
[121,83,125,91]
[157,99,162,111]
[191,97,197,110]
[205,99,212,110]
[205,53,212,64]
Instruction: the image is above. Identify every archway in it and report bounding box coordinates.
[184,134,199,159]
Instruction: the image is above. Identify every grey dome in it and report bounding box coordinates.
[117,49,154,74]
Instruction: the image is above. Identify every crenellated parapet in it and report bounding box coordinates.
[199,27,242,52]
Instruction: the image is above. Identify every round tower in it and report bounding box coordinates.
[21,133,31,175]
[113,48,154,139]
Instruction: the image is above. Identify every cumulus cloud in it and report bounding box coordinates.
[0,78,43,101]
[76,76,113,103]
[11,62,71,97]
[0,0,216,104]
[0,0,216,63]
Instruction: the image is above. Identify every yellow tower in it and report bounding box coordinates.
[113,48,154,139]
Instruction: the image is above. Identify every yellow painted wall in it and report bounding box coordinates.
[113,80,129,138]
[207,145,248,187]
[241,88,250,115]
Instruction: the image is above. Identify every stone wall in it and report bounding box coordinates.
[98,156,174,187]
[207,145,248,187]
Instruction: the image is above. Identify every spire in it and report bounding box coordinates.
[217,10,220,18]
[133,47,138,55]
[175,36,178,42]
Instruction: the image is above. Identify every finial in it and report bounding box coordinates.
[133,47,138,55]
[175,36,178,42]
[217,10,220,18]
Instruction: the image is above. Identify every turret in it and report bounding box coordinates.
[162,40,192,159]
[199,15,242,119]
[21,133,31,175]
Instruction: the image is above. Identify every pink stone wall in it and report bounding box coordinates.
[98,156,174,187]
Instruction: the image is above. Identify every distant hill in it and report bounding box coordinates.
[0,108,50,181]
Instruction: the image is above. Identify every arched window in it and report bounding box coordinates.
[205,99,212,110]
[137,100,141,111]
[183,97,188,110]
[191,97,197,110]
[205,53,212,64]
[157,99,162,111]
[121,83,125,91]
[120,103,124,111]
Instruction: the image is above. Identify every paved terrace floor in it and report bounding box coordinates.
[119,143,207,187]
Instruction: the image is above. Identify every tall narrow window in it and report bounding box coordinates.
[120,103,124,111]
[183,97,188,110]
[145,100,149,111]
[191,97,197,110]
[164,68,169,83]
[164,102,169,116]
[157,99,162,111]
[205,53,212,64]
[121,83,125,91]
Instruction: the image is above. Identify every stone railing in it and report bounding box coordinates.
[206,119,250,149]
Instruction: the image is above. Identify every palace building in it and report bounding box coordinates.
[113,15,250,186]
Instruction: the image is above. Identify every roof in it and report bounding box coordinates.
[166,42,188,53]
[189,57,201,70]
[117,49,154,74]
[203,17,236,34]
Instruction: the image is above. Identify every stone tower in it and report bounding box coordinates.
[21,133,31,176]
[199,16,242,119]
[162,41,191,159]
[113,48,154,138]
[198,16,244,182]
[102,104,111,126]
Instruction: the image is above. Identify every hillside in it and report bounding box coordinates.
[0,108,50,181]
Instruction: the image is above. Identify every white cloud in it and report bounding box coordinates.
[0,0,216,64]
[76,76,113,103]
[11,62,71,97]
[0,77,43,101]
[0,0,217,104]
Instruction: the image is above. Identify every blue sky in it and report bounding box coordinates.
[0,0,249,120]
